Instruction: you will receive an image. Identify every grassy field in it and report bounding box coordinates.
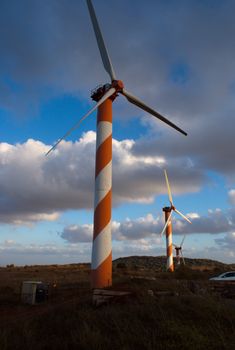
[0,259,235,350]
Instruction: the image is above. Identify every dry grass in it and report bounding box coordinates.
[0,263,235,350]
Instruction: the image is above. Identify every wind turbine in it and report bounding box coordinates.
[160,170,191,272]
[46,0,187,289]
[173,235,186,266]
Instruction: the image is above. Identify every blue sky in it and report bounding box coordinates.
[0,0,235,265]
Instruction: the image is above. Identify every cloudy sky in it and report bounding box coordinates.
[0,0,235,266]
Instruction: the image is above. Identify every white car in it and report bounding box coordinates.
[209,271,235,281]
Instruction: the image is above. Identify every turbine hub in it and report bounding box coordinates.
[112,79,124,92]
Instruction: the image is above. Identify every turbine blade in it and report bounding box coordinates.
[164,169,173,205]
[121,89,187,136]
[180,234,186,247]
[160,211,172,236]
[86,0,116,81]
[46,87,116,156]
[172,243,177,248]
[174,208,192,224]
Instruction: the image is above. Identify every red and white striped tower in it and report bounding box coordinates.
[90,83,120,289]
[91,91,113,288]
[163,207,174,272]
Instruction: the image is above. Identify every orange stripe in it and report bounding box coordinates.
[166,219,172,237]
[97,99,112,123]
[95,135,112,177]
[93,190,112,240]
[168,264,174,272]
[91,252,112,288]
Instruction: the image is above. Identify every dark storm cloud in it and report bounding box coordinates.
[132,110,235,177]
[1,0,235,118]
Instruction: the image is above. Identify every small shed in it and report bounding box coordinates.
[21,281,49,305]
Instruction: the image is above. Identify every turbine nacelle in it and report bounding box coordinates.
[91,80,124,102]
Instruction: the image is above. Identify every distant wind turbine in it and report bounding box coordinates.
[47,1,187,288]
[160,170,191,272]
[173,235,186,266]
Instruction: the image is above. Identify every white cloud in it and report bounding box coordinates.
[4,240,16,246]
[61,208,235,246]
[0,136,204,224]
[215,232,235,249]
[229,190,235,205]
[178,209,234,234]
[0,241,92,266]
[2,211,235,266]
[61,224,93,243]
[187,212,200,219]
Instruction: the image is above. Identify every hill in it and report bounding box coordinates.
[113,255,235,271]
[1,258,235,349]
